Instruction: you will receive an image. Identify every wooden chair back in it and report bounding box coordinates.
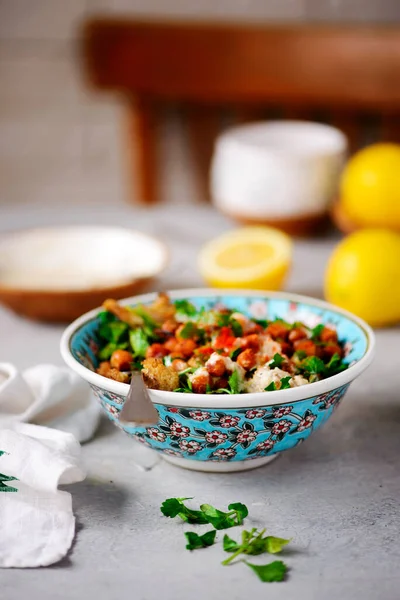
[82,20,400,203]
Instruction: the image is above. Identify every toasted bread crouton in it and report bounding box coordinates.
[141,357,179,391]
[97,361,130,383]
[103,299,143,327]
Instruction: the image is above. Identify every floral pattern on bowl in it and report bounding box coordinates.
[90,382,349,463]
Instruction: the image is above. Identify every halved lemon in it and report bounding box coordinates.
[198,226,292,289]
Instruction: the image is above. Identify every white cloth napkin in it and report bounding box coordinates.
[0,422,85,567]
[0,363,99,567]
[0,363,101,443]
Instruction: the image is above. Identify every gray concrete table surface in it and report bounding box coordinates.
[1,202,399,600]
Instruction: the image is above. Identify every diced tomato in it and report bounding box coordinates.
[213,327,236,350]
[195,345,214,358]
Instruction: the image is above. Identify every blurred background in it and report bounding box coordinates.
[0,0,400,327]
[1,0,399,212]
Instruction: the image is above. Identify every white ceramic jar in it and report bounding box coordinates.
[211,121,348,234]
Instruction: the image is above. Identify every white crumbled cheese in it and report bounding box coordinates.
[259,335,282,359]
[205,352,223,368]
[292,374,308,387]
[245,366,308,393]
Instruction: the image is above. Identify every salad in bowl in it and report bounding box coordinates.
[61,290,374,472]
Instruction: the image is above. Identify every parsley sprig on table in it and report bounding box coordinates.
[160,497,290,583]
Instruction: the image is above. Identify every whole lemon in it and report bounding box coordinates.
[340,143,400,230]
[325,229,400,327]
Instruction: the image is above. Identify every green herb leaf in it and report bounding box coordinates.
[179,322,199,339]
[98,341,128,361]
[269,353,284,369]
[200,504,236,530]
[160,498,209,524]
[301,355,326,375]
[129,328,149,358]
[254,319,269,328]
[245,560,288,582]
[324,352,348,376]
[230,319,243,337]
[185,530,216,551]
[230,347,243,361]
[228,370,240,394]
[174,299,198,319]
[265,381,277,392]
[222,528,289,564]
[265,536,291,554]
[99,320,129,344]
[200,502,248,530]
[175,371,193,393]
[279,376,292,390]
[217,313,231,327]
[228,502,248,525]
[98,310,116,324]
[293,349,307,361]
[311,324,325,340]
[223,534,240,553]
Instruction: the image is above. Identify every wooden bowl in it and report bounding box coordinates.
[0,226,168,322]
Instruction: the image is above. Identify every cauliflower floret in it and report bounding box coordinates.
[245,365,308,393]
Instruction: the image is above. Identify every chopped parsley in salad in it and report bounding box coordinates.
[95,293,348,394]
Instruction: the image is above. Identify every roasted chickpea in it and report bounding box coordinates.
[241,334,260,350]
[236,349,256,370]
[145,343,168,359]
[320,343,343,359]
[212,376,229,390]
[280,341,293,358]
[266,322,290,340]
[293,339,318,357]
[206,355,226,377]
[288,327,308,343]
[171,358,188,372]
[110,350,133,371]
[174,339,197,358]
[164,338,178,353]
[191,370,211,394]
[320,327,338,343]
[161,319,178,333]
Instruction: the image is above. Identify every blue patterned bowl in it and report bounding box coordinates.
[61,290,374,472]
